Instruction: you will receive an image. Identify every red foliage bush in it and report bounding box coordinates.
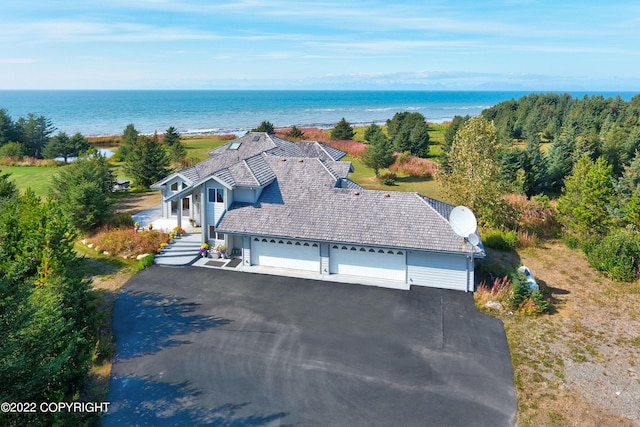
[88,226,170,257]
[504,194,559,237]
[389,153,437,178]
[322,140,368,158]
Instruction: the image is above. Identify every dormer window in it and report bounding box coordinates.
[170,182,179,192]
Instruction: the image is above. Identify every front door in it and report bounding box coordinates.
[182,197,190,218]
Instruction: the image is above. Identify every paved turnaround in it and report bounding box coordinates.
[103,267,516,427]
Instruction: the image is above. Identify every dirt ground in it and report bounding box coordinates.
[486,242,640,426]
[112,191,161,215]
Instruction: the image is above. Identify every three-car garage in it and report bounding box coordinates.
[246,237,475,291]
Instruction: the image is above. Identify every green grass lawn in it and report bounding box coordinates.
[182,135,234,162]
[2,165,63,197]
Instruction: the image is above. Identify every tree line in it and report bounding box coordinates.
[0,109,92,162]
[439,92,640,282]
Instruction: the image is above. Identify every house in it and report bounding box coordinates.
[152,132,485,291]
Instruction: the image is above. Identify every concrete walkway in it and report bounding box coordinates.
[192,256,410,290]
[132,204,194,233]
[154,233,202,266]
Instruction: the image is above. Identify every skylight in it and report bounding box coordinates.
[228,142,242,150]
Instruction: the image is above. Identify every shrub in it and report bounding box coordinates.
[482,229,517,250]
[389,154,437,177]
[508,270,531,308]
[515,230,537,248]
[584,229,640,281]
[504,193,560,238]
[0,141,24,159]
[322,139,367,158]
[136,254,155,270]
[474,276,511,307]
[378,171,397,180]
[107,213,134,228]
[88,226,170,257]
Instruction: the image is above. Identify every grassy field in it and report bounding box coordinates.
[347,156,446,200]
[182,135,235,162]
[2,165,63,196]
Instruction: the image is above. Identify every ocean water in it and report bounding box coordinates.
[0,90,635,137]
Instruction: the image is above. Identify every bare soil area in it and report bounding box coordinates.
[486,241,640,426]
[112,191,161,215]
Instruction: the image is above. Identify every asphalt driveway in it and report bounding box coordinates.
[103,266,516,426]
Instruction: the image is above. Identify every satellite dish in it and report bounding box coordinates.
[467,233,480,246]
[449,206,477,238]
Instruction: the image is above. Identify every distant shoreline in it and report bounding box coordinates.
[4,90,635,138]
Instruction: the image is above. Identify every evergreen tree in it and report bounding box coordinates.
[547,132,576,195]
[558,155,614,238]
[386,112,429,157]
[330,118,355,140]
[0,169,17,200]
[363,123,383,143]
[117,123,139,161]
[0,191,97,425]
[50,152,113,231]
[43,131,90,163]
[286,125,304,139]
[522,138,549,196]
[15,113,55,158]
[0,109,18,146]
[164,126,186,164]
[123,133,170,187]
[252,121,275,134]
[361,128,394,176]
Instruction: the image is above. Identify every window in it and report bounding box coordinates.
[216,232,225,240]
[171,200,178,215]
[209,226,215,239]
[170,182,179,192]
[208,188,224,203]
[228,142,242,150]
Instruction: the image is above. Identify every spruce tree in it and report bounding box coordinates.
[123,133,170,188]
[330,118,355,140]
[164,126,186,164]
[361,128,394,176]
[558,155,614,238]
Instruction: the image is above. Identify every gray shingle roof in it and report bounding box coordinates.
[297,141,347,161]
[245,154,276,186]
[323,160,352,179]
[153,132,476,255]
[154,132,347,189]
[217,157,481,255]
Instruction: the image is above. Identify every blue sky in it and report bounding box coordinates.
[1,0,639,90]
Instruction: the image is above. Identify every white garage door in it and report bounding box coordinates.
[251,238,320,272]
[407,252,468,291]
[329,245,406,281]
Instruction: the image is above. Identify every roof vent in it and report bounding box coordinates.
[384,193,390,198]
[281,158,286,162]
[353,191,360,196]
[298,159,304,163]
